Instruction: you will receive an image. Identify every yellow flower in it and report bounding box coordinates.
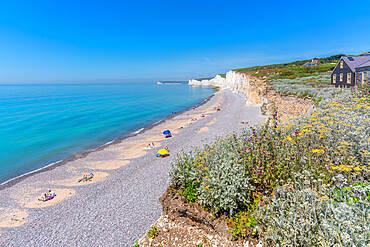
[354,167,361,171]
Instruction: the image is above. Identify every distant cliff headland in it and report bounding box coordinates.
[157,81,188,85]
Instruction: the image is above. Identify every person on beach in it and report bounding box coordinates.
[38,190,55,202]
[38,193,47,201]
[151,142,155,147]
[48,190,56,199]
[164,146,169,151]
[201,114,205,117]
[78,173,93,183]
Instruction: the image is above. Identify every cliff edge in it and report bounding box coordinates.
[189,70,316,123]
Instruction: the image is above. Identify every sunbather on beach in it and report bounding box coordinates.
[48,190,56,198]
[38,193,47,201]
[164,146,169,151]
[201,114,205,117]
[78,173,94,183]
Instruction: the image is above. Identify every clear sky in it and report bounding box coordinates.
[0,0,369,83]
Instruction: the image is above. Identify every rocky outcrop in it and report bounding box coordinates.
[189,70,316,123]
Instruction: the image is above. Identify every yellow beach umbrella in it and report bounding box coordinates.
[158,149,169,155]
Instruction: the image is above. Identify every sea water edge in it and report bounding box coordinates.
[0,83,216,187]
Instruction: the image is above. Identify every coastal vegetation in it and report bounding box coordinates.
[233,54,342,79]
[170,75,370,245]
[269,74,340,104]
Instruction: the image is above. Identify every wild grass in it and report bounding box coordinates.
[269,74,340,104]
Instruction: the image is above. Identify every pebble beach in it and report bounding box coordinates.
[0,89,266,246]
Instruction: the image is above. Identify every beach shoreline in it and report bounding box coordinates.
[0,92,215,191]
[0,88,266,246]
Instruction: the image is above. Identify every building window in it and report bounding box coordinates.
[340,61,344,69]
[363,71,368,85]
[347,73,351,84]
[333,74,336,83]
[340,73,343,82]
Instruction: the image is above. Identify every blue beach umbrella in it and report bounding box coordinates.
[163,130,171,135]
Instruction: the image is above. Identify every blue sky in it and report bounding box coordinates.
[0,0,369,83]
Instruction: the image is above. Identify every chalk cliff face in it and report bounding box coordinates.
[189,70,316,123]
[189,71,268,106]
[189,74,226,87]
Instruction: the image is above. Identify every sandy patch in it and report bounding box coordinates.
[119,148,147,159]
[107,143,147,160]
[15,188,76,209]
[206,117,217,125]
[85,160,130,170]
[0,208,28,228]
[52,172,109,187]
[196,127,209,133]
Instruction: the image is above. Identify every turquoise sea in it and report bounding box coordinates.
[0,83,215,185]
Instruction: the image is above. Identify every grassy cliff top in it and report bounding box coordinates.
[233,54,344,79]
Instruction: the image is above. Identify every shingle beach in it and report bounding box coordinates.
[0,89,266,246]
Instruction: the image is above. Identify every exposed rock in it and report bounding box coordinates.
[261,90,316,123]
[138,188,259,247]
[160,188,231,240]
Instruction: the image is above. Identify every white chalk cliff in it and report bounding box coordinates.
[189,70,316,123]
[189,70,268,106]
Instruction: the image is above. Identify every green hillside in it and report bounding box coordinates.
[233,54,344,79]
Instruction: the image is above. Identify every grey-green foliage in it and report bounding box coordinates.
[269,74,343,105]
[170,137,255,216]
[254,172,370,247]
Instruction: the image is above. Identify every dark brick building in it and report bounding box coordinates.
[331,56,370,87]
